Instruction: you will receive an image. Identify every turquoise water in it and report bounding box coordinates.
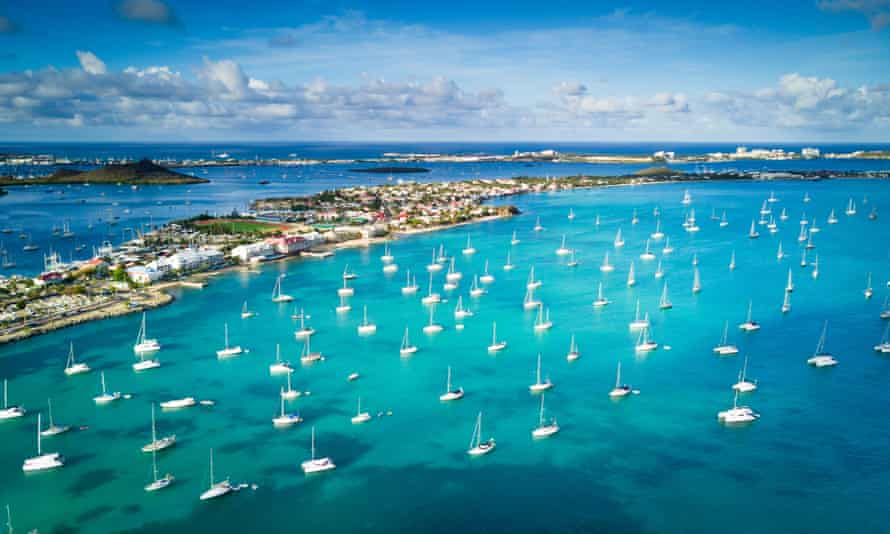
[1,179,889,533]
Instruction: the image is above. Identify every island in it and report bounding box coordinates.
[0,158,209,186]
[349,166,431,174]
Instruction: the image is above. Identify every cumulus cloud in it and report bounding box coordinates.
[0,15,19,34]
[114,0,178,26]
[76,50,108,75]
[818,0,890,29]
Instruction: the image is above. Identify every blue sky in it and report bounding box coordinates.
[0,0,888,141]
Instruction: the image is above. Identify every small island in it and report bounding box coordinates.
[0,159,209,186]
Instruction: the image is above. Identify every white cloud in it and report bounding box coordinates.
[76,50,107,75]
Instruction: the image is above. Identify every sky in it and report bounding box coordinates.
[0,0,889,142]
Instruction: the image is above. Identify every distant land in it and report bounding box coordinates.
[349,166,431,174]
[0,159,209,186]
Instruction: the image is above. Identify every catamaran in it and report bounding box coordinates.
[713,320,739,355]
[216,323,243,358]
[64,342,90,376]
[738,300,760,332]
[401,270,419,294]
[533,304,553,331]
[717,392,760,424]
[503,250,515,271]
[480,260,495,284]
[133,312,161,355]
[659,282,673,310]
[566,334,580,362]
[555,234,571,256]
[240,301,254,319]
[526,266,542,289]
[732,356,757,392]
[488,322,507,352]
[614,228,625,248]
[93,372,121,404]
[462,235,477,255]
[142,404,176,452]
[351,397,372,424]
[199,449,233,500]
[423,304,444,334]
[421,272,441,304]
[357,305,377,335]
[511,230,520,245]
[300,336,322,364]
[634,325,658,352]
[294,308,315,339]
[39,398,70,437]
[864,272,874,299]
[22,414,64,472]
[301,427,336,474]
[807,321,838,367]
[454,296,474,320]
[439,366,464,401]
[400,326,418,356]
[640,239,655,261]
[467,412,496,456]
[446,258,462,283]
[609,361,634,398]
[627,261,636,287]
[593,282,611,308]
[629,300,649,330]
[469,275,486,298]
[600,251,614,272]
[532,394,560,438]
[529,353,553,392]
[271,274,294,303]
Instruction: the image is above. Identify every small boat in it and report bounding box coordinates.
[613,228,625,248]
[22,414,65,472]
[800,249,808,268]
[216,323,243,358]
[811,254,820,280]
[469,275,486,298]
[40,398,71,437]
[301,427,336,474]
[454,295,474,320]
[351,397,372,424]
[467,412,495,456]
[423,304,444,334]
[439,366,464,401]
[880,296,890,320]
[738,300,760,332]
[487,322,507,352]
[659,282,672,310]
[595,214,601,227]
[600,251,614,272]
[528,353,553,392]
[748,219,760,239]
[240,301,255,319]
[400,326,418,356]
[719,211,729,227]
[421,272,441,304]
[160,397,196,410]
[271,274,294,303]
[566,333,580,362]
[803,192,811,203]
[592,282,611,308]
[480,260,495,284]
[383,262,398,274]
[462,234,476,255]
[511,230,520,245]
[629,300,649,330]
[874,323,890,353]
[609,361,634,398]
[357,305,377,335]
[93,372,121,404]
[869,206,878,220]
[717,392,760,424]
[348,372,360,381]
[768,191,778,203]
[807,321,837,367]
[713,320,739,355]
[662,237,674,254]
[523,287,541,310]
[143,404,177,451]
[864,272,873,299]
[293,308,315,339]
[555,234,571,256]
[531,394,560,438]
[300,336,322,364]
[797,224,808,243]
[437,244,450,264]
[779,208,788,221]
[401,270,419,294]
[732,356,757,392]
[64,342,91,376]
[640,239,655,261]
[199,449,233,500]
[533,304,553,331]
[760,200,771,216]
[269,344,292,374]
[681,190,692,205]
[627,261,636,287]
[634,325,658,352]
[426,249,443,272]
[133,312,161,355]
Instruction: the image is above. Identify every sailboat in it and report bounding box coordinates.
[880,296,890,320]
[595,214,601,227]
[533,217,544,232]
[567,248,579,267]
[713,320,739,355]
[613,228,625,248]
[567,208,576,221]
[300,336,322,364]
[634,325,658,352]
[600,251,614,272]
[480,260,495,284]
[380,244,394,263]
[426,249,443,272]
[811,254,820,279]
[523,286,542,310]
[446,258,462,283]
[803,192,811,203]
[692,267,701,293]
[874,323,890,353]
[827,209,838,224]
[805,233,815,250]
[144,429,175,492]
[271,274,294,303]
[421,272,441,305]
[439,366,464,401]
[349,396,373,424]
[566,334,580,362]
[93,372,121,404]
[272,388,304,427]
[401,270,419,294]
[720,211,729,227]
[797,224,808,243]
[748,219,760,239]
[864,272,874,299]
[342,264,358,280]
[462,234,476,255]
[800,249,808,268]
[738,300,760,332]
[216,323,243,358]
[40,398,70,437]
[728,250,736,271]
[531,394,560,438]
[503,250,515,271]
[555,234,571,256]
[684,209,700,232]
[142,404,176,452]
[652,259,664,279]
[845,197,856,216]
[199,449,233,500]
[662,236,674,254]
[807,321,838,367]
[133,312,161,354]
[526,266,542,289]
[732,356,757,392]
[628,300,649,330]
[469,275,486,298]
[785,268,794,293]
[640,239,655,261]
[651,219,664,240]
[294,308,315,339]
[240,301,255,319]
[423,304,444,334]
[357,305,377,335]
[488,322,507,352]
[529,353,553,392]
[454,295,474,319]
[681,189,692,205]
[533,304,553,331]
[400,327,418,356]
[609,361,634,398]
[626,261,636,287]
[336,294,351,313]
[717,392,760,424]
[781,290,792,313]
[467,412,496,456]
[436,244,449,264]
[22,414,65,472]
[659,282,673,310]
[776,242,785,261]
[779,208,788,221]
[511,230,520,245]
[593,282,611,307]
[301,426,336,474]
[338,276,355,297]
[281,368,300,399]
[64,342,91,376]
[691,252,699,267]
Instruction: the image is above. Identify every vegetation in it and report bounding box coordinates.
[0,159,209,186]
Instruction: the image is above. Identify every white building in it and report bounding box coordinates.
[230,242,275,262]
[801,147,821,159]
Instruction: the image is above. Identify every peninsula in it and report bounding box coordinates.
[0,159,209,186]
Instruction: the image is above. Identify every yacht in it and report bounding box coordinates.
[659,282,672,310]
[421,272,441,304]
[160,397,196,410]
[662,237,674,254]
[454,296,474,320]
[533,305,553,331]
[144,430,175,492]
[523,287,541,310]
[300,336,322,364]
[654,259,665,279]
[797,224,808,243]
[713,321,739,355]
[811,254,820,280]
[40,398,71,437]
[462,234,476,255]
[240,301,254,319]
[720,211,729,227]
[738,301,760,332]
[600,251,614,272]
[732,356,758,392]
[555,235,571,256]
[301,427,336,474]
[768,191,778,203]
[529,353,553,392]
[634,325,658,352]
[350,397,372,424]
[845,197,856,216]
[626,261,636,287]
[357,305,377,335]
[400,327,418,356]
[22,414,65,472]
[93,372,121,404]
[531,395,560,438]
[64,342,91,376]
[423,304,444,334]
[467,412,496,456]
[199,449,233,500]
[567,249,580,268]
[401,270,419,294]
[294,308,315,339]
[439,366,464,401]
[800,249,808,268]
[807,321,838,367]
[592,282,611,308]
[269,344,292,374]
[613,228,625,248]
[446,258,462,282]
[142,404,177,451]
[609,361,634,398]
[566,334,580,362]
[779,208,788,221]
[640,239,656,261]
[133,312,161,355]
[436,244,450,264]
[480,260,495,284]
[271,274,294,303]
[717,392,760,424]
[469,275,486,298]
[803,192,811,203]
[382,262,398,274]
[281,370,300,400]
[487,322,507,352]
[628,300,649,330]
[216,323,243,358]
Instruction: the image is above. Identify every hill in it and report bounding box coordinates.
[0,159,209,186]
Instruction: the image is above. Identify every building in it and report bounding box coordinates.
[126,265,164,285]
[230,242,275,263]
[801,147,821,159]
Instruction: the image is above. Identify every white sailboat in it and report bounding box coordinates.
[533,216,544,232]
[659,282,673,310]
[294,308,315,339]
[436,244,449,264]
[827,209,838,224]
[380,243,394,263]
[533,304,553,331]
[797,224,808,243]
[439,366,464,401]
[800,248,808,268]
[593,281,611,308]
[629,300,649,330]
[531,394,560,438]
[717,392,760,424]
[133,312,161,354]
[133,346,161,371]
[511,230,520,245]
[454,295,474,320]
[93,372,121,404]
[634,325,658,352]
[462,234,477,255]
[567,208,576,221]
[342,264,358,280]
[64,342,91,376]
[271,274,294,303]
[681,189,692,205]
[469,275,486,297]
[567,248,579,267]
[426,249,443,272]
[338,276,355,297]
[529,353,553,392]
[423,304,444,334]
[880,296,890,320]
[22,414,64,472]
[662,236,674,254]
[779,207,788,221]
[300,336,322,364]
[488,322,507,352]
[845,197,856,216]
[199,449,233,500]
[781,290,792,313]
[864,272,874,299]
[272,388,303,427]
[421,272,441,304]
[803,192,811,203]
[785,268,794,293]
[713,320,739,355]
[651,219,664,240]
[336,294,352,314]
[446,257,463,282]
[732,356,758,392]
[400,326,418,356]
[874,323,890,353]
[467,412,496,456]
[159,397,196,409]
[738,300,760,332]
[401,270,419,295]
[526,266,542,289]
[240,301,254,319]
[144,425,175,491]
[216,323,243,358]
[595,214,601,227]
[640,239,655,261]
[729,250,736,271]
[40,398,70,437]
[351,397,372,424]
[692,267,701,294]
[748,219,760,239]
[566,334,580,362]
[600,251,614,272]
[503,250,515,271]
[281,368,300,399]
[627,261,636,287]
[811,254,820,279]
[720,211,729,227]
[357,305,377,335]
[807,321,838,367]
[383,261,398,274]
[614,227,625,248]
[480,260,495,284]
[555,234,571,256]
[609,361,634,398]
[301,427,336,474]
